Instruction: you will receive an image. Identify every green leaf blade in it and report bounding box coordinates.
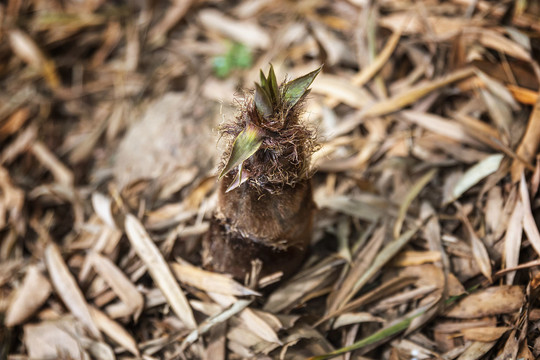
[267,64,279,102]
[283,66,322,108]
[254,83,273,119]
[219,125,263,179]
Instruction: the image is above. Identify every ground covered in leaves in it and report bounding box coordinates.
[2,0,540,359]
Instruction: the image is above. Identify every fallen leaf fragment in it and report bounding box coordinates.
[171,259,260,296]
[24,318,88,359]
[461,326,510,342]
[90,307,140,356]
[520,173,540,257]
[446,286,524,319]
[124,214,196,329]
[5,265,51,326]
[44,243,101,338]
[448,153,504,203]
[88,251,144,320]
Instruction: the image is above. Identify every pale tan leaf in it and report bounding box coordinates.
[181,299,252,350]
[198,9,270,49]
[332,312,384,329]
[456,341,497,360]
[30,141,74,187]
[311,74,374,109]
[124,214,196,329]
[461,326,510,342]
[449,154,504,203]
[446,286,524,318]
[88,251,144,320]
[394,168,437,239]
[520,173,540,257]
[398,110,481,146]
[24,318,88,359]
[91,192,116,229]
[90,306,140,356]
[504,200,524,285]
[458,206,492,281]
[333,67,476,136]
[511,95,540,182]
[171,259,260,297]
[44,243,101,338]
[5,265,51,326]
[391,251,442,267]
[210,292,281,344]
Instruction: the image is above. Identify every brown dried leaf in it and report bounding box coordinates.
[520,173,540,257]
[30,141,74,187]
[88,251,144,320]
[461,326,510,342]
[24,318,89,359]
[198,9,270,49]
[171,259,260,296]
[5,265,51,326]
[0,107,30,139]
[44,243,101,338]
[90,306,140,356]
[391,250,442,267]
[210,292,281,344]
[446,286,524,319]
[511,95,540,182]
[504,200,523,285]
[124,214,196,329]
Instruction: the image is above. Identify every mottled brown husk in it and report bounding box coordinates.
[203,173,315,281]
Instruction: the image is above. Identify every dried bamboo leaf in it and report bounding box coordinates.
[398,110,480,146]
[44,243,101,338]
[90,306,140,356]
[5,265,51,326]
[458,206,492,282]
[171,259,260,296]
[91,192,116,229]
[88,251,144,320]
[394,168,436,239]
[461,326,511,342]
[210,292,281,344]
[333,67,476,136]
[30,141,74,187]
[504,200,523,285]
[181,299,252,350]
[448,154,504,203]
[511,95,540,182]
[446,286,524,318]
[519,173,540,257]
[124,214,196,329]
[352,29,402,87]
[344,225,420,309]
[332,312,383,329]
[8,29,60,89]
[24,318,88,359]
[456,341,497,360]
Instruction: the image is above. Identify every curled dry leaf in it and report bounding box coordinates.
[446,286,524,319]
[210,292,281,345]
[90,306,140,356]
[5,265,51,327]
[44,243,101,339]
[124,214,196,329]
[448,154,504,204]
[520,173,540,257]
[88,251,144,320]
[24,318,89,360]
[171,259,260,297]
[504,200,524,285]
[461,326,511,342]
